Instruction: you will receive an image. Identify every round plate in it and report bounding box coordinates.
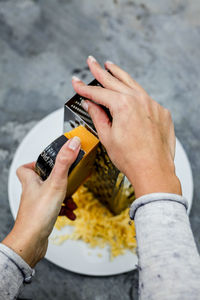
[8,108,194,276]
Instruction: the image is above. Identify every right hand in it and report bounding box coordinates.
[72,56,182,198]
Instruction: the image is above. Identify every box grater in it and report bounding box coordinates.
[64,79,135,215]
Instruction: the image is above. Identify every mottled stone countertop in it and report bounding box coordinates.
[0,0,200,299]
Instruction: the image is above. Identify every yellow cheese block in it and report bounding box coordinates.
[64,125,98,154]
[64,125,99,197]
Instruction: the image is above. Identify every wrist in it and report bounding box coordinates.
[126,162,182,199]
[2,225,46,268]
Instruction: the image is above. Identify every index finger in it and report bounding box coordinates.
[72,77,121,114]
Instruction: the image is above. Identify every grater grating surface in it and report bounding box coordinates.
[64,79,134,215]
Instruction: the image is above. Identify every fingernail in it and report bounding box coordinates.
[105,60,114,65]
[72,75,81,82]
[88,55,97,63]
[81,100,88,112]
[68,136,81,151]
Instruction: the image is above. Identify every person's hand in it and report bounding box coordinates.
[72,56,182,198]
[2,136,81,268]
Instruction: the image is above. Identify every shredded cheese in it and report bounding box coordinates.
[54,185,137,259]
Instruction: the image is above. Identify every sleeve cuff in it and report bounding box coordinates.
[0,243,35,283]
[129,193,188,220]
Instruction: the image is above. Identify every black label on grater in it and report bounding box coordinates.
[35,135,85,181]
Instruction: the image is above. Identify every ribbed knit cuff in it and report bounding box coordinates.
[0,243,35,283]
[129,193,188,220]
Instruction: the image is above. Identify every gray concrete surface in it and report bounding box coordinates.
[0,0,200,299]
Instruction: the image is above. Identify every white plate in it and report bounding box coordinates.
[8,108,194,276]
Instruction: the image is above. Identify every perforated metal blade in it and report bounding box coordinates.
[64,79,134,215]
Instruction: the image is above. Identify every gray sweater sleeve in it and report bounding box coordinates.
[130,193,200,300]
[0,243,35,300]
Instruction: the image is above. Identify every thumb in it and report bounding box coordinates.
[47,136,81,193]
[82,100,111,145]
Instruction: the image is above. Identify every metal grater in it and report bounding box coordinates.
[64,79,134,215]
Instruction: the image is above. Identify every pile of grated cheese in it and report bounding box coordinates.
[54,185,137,259]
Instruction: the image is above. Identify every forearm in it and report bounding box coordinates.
[0,243,34,300]
[130,194,200,300]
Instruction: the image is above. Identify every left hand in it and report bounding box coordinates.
[2,137,81,267]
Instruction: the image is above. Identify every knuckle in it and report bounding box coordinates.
[95,67,112,87]
[145,101,152,115]
[150,99,160,111]
[133,91,147,106]
[116,94,130,112]
[104,72,114,86]
[79,85,93,100]
[83,86,101,102]
[48,171,68,192]
[140,92,148,103]
[81,86,91,100]
[16,166,20,176]
[97,69,106,82]
[164,108,172,119]
[56,153,71,166]
[50,180,63,192]
[16,166,22,177]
